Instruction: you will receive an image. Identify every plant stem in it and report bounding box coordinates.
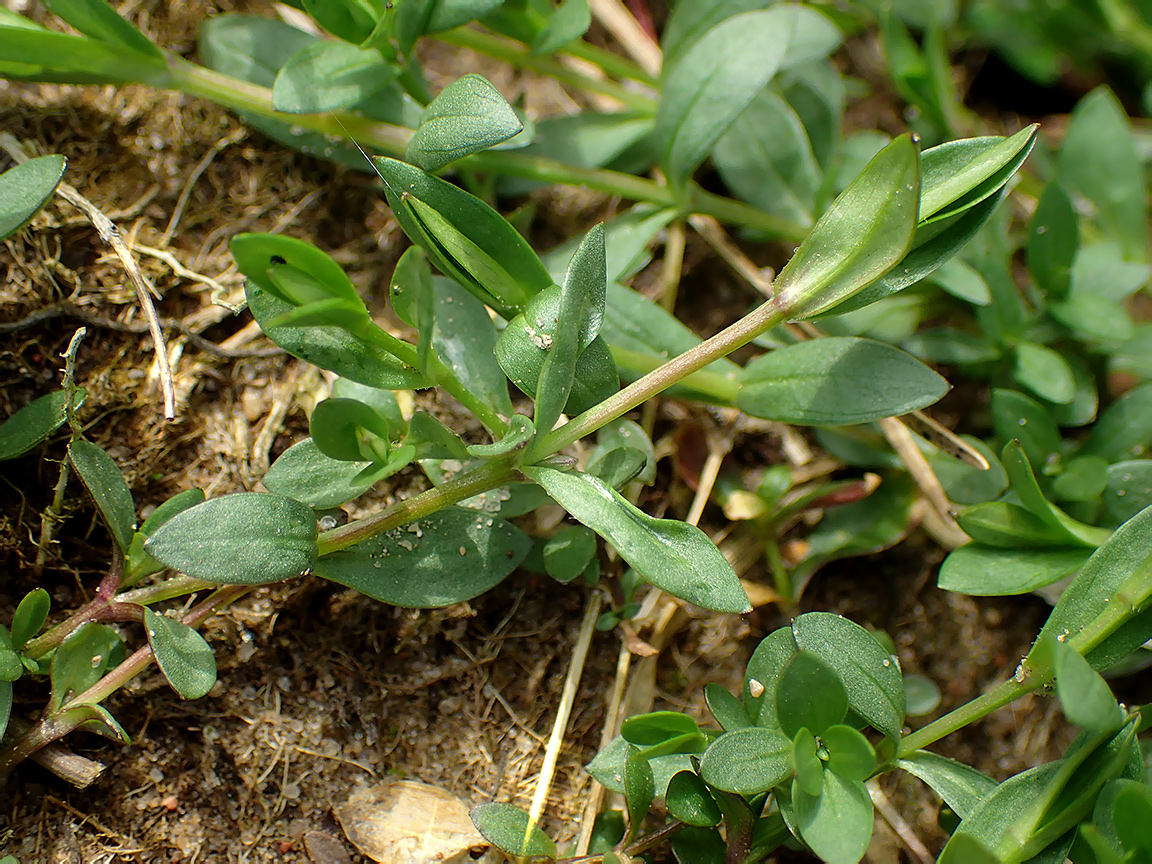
[896,676,1035,757]
[537,300,785,454]
[164,59,808,240]
[609,345,739,405]
[435,27,657,111]
[0,585,248,775]
[316,456,519,555]
[351,320,508,434]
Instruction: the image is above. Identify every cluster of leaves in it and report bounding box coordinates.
[476,515,1152,864]
[3,1,1152,862]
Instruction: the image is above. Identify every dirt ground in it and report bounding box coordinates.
[0,2,1123,862]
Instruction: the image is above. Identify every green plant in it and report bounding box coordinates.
[3,1,1152,861]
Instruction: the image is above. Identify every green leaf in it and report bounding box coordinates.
[145,493,318,584]
[314,508,530,608]
[531,223,607,441]
[1081,384,1152,463]
[897,750,997,818]
[1072,241,1151,302]
[543,526,597,583]
[530,0,590,54]
[0,629,20,683]
[938,763,1061,864]
[660,0,772,68]
[930,436,1006,505]
[231,233,365,311]
[1102,462,1152,526]
[390,246,434,370]
[310,398,395,463]
[263,439,371,509]
[406,74,523,172]
[794,771,873,864]
[1051,456,1109,503]
[466,414,534,457]
[1029,182,1079,299]
[68,438,135,554]
[127,489,207,580]
[929,258,991,306]
[588,419,655,486]
[665,770,721,827]
[776,652,848,738]
[470,803,557,859]
[247,282,428,389]
[771,134,920,319]
[705,683,750,731]
[791,612,905,743]
[624,748,655,840]
[1053,640,1123,733]
[822,186,1007,316]
[738,337,949,425]
[0,388,80,461]
[791,729,824,797]
[50,622,123,710]
[938,546,1090,596]
[955,502,1070,548]
[0,154,65,241]
[497,293,619,418]
[1050,294,1135,344]
[1001,441,1111,547]
[1036,506,1152,671]
[0,680,11,742]
[1014,342,1076,405]
[42,0,162,58]
[622,712,701,748]
[404,413,469,461]
[272,40,397,114]
[302,0,376,42]
[713,88,820,229]
[655,6,799,184]
[903,328,999,365]
[523,467,750,613]
[919,126,1038,222]
[430,276,513,417]
[60,702,129,743]
[990,389,1062,469]
[745,627,798,729]
[10,588,49,650]
[1058,87,1147,262]
[374,157,551,317]
[143,608,217,700]
[822,725,877,782]
[699,726,793,794]
[1112,784,1152,854]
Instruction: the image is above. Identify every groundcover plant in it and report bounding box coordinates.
[0,0,1151,861]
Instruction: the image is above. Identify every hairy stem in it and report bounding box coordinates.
[537,300,785,455]
[316,456,519,554]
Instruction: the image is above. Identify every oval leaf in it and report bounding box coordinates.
[0,154,65,240]
[771,134,920,319]
[655,6,799,183]
[738,337,949,425]
[314,508,530,608]
[0,388,79,461]
[791,612,905,743]
[470,803,556,859]
[145,493,318,584]
[68,438,136,554]
[699,726,792,795]
[143,607,217,700]
[406,73,523,172]
[272,40,397,114]
[524,467,750,613]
